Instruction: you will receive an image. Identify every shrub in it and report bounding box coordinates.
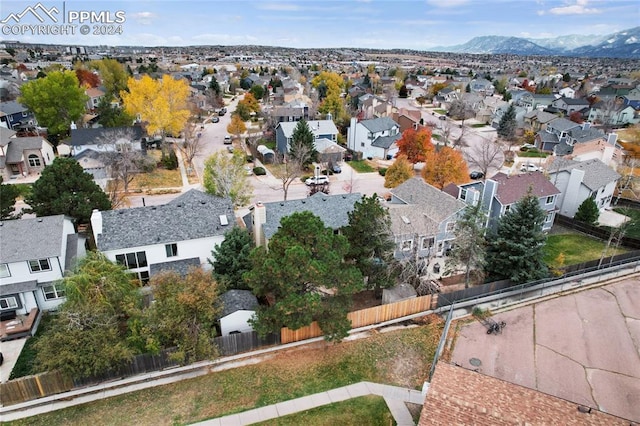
[161,149,178,170]
[253,166,266,176]
[378,167,387,176]
[245,155,254,163]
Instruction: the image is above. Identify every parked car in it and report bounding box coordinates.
[305,175,329,186]
[520,163,539,172]
[211,116,219,123]
[331,163,342,174]
[520,143,536,151]
[439,115,447,120]
[244,165,253,175]
[218,109,226,116]
[469,171,484,179]
[227,146,235,153]
[224,135,232,144]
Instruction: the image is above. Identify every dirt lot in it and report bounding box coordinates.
[449,276,640,422]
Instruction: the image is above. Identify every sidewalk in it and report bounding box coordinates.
[194,381,424,426]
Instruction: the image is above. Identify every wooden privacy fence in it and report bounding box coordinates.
[280,294,432,344]
[0,371,73,406]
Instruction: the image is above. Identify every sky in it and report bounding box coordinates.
[1,0,638,50]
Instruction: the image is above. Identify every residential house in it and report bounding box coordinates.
[275,119,339,155]
[0,127,55,180]
[468,78,495,96]
[0,215,85,315]
[535,117,581,152]
[480,172,561,231]
[387,178,467,259]
[219,289,258,336]
[392,108,423,133]
[358,94,392,119]
[558,86,576,99]
[85,87,105,111]
[64,125,145,157]
[475,96,508,124]
[91,190,235,285]
[570,134,623,168]
[517,93,555,112]
[587,101,638,127]
[550,97,590,116]
[537,120,608,155]
[548,158,621,218]
[523,110,558,133]
[347,116,401,160]
[0,101,36,131]
[247,192,362,248]
[73,149,109,189]
[622,92,640,111]
[271,103,308,123]
[491,104,527,130]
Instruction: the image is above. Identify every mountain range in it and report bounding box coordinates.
[431,26,640,59]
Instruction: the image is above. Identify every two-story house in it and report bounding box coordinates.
[523,110,558,133]
[481,172,561,231]
[91,190,235,285]
[550,97,589,116]
[0,215,85,316]
[247,192,362,248]
[587,101,638,128]
[535,117,581,152]
[347,117,401,160]
[63,126,146,157]
[0,127,55,180]
[548,158,621,218]
[387,178,467,259]
[0,101,36,131]
[275,119,339,155]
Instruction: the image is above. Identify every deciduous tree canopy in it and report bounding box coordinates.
[202,151,252,207]
[384,154,414,188]
[421,146,469,189]
[396,128,434,164]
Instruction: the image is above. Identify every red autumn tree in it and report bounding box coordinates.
[422,146,469,189]
[569,111,584,123]
[395,128,434,164]
[76,69,101,88]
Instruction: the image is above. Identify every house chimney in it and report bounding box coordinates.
[253,202,267,247]
[581,122,590,130]
[90,209,102,238]
[607,133,618,146]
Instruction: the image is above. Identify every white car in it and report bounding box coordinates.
[305,175,329,186]
[520,163,540,172]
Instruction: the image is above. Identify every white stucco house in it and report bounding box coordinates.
[91,190,235,285]
[63,125,146,157]
[548,158,621,218]
[346,117,401,159]
[219,289,259,336]
[0,215,85,316]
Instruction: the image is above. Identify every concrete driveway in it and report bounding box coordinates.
[450,277,640,422]
[0,337,27,383]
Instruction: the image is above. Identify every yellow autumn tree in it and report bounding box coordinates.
[384,154,415,188]
[227,115,247,140]
[422,146,469,189]
[121,74,190,138]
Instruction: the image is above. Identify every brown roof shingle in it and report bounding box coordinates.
[491,172,560,205]
[419,363,629,425]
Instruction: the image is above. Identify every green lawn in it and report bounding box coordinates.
[348,160,376,173]
[470,123,486,128]
[254,396,395,426]
[518,151,549,158]
[544,234,628,268]
[6,324,440,426]
[9,313,54,379]
[612,207,640,238]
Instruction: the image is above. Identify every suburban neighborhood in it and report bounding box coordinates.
[0,19,640,425]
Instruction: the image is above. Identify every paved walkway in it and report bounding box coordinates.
[193,382,424,426]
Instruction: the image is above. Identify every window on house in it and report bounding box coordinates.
[361,142,365,147]
[546,195,555,204]
[0,296,18,310]
[421,237,434,250]
[546,212,554,222]
[460,188,467,200]
[29,258,51,273]
[28,154,41,167]
[445,222,455,233]
[165,243,178,257]
[401,239,413,251]
[0,263,10,278]
[115,251,147,269]
[504,205,511,213]
[42,283,65,300]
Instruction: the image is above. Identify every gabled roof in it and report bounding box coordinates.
[419,363,628,426]
[390,178,467,224]
[70,126,144,147]
[359,117,399,133]
[549,158,621,191]
[523,110,558,123]
[261,192,362,240]
[276,120,338,138]
[0,215,70,263]
[547,117,581,132]
[490,172,560,205]
[567,126,606,143]
[0,100,28,116]
[5,137,46,163]
[220,289,258,318]
[554,97,589,105]
[96,190,235,251]
[0,126,17,147]
[371,134,401,149]
[149,257,201,277]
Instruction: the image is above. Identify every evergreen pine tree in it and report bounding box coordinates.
[574,197,599,225]
[288,119,317,165]
[497,104,517,140]
[485,190,548,284]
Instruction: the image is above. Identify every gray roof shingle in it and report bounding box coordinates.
[149,257,201,277]
[96,190,235,251]
[390,178,467,223]
[0,215,68,263]
[371,134,401,149]
[360,117,399,133]
[5,137,45,163]
[261,192,362,240]
[549,158,621,191]
[220,289,258,318]
[70,126,144,147]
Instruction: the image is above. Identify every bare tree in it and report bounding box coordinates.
[177,122,204,175]
[465,137,504,179]
[271,154,304,201]
[96,128,147,194]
